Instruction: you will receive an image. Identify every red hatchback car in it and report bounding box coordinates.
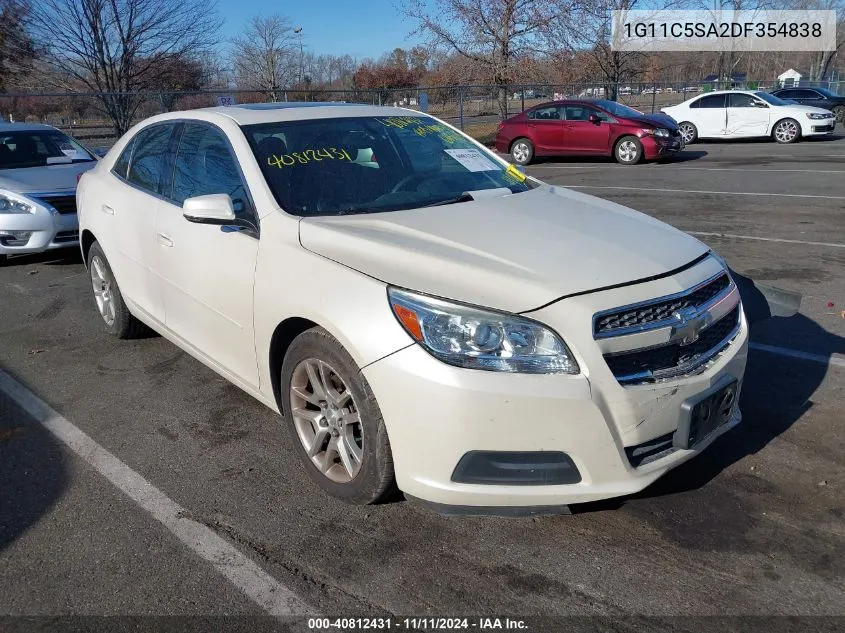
[495,99,684,165]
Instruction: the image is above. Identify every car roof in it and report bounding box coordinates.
[165,102,428,127]
[0,122,59,133]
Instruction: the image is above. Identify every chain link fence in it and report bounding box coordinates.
[2,79,842,148]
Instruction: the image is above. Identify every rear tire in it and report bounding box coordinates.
[280,327,397,505]
[614,136,643,165]
[510,138,534,165]
[772,118,800,144]
[86,242,149,339]
[678,122,698,144]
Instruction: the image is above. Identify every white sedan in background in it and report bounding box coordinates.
[662,90,836,144]
[77,103,747,514]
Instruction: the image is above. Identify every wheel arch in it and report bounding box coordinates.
[81,229,97,268]
[770,116,801,138]
[269,316,320,410]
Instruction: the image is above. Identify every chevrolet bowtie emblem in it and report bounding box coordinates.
[670,306,711,346]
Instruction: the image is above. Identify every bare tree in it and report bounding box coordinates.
[232,15,299,101]
[25,0,220,135]
[0,0,37,92]
[399,0,583,119]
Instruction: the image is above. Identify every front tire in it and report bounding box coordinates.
[510,138,534,165]
[86,242,148,339]
[678,121,698,144]
[614,136,643,165]
[773,118,800,144]
[832,106,844,126]
[281,327,396,505]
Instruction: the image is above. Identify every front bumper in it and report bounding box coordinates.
[0,203,78,256]
[364,258,748,510]
[800,118,836,136]
[643,135,684,159]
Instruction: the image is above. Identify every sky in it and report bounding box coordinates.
[219,0,427,61]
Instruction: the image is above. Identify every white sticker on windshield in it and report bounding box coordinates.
[444,148,499,172]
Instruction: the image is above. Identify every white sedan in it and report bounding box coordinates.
[77,103,748,514]
[662,90,836,144]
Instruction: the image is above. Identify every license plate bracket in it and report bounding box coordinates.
[674,376,738,449]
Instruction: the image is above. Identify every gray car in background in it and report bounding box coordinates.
[0,122,97,264]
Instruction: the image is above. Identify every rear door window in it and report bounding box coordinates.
[126,124,178,195]
[696,94,727,108]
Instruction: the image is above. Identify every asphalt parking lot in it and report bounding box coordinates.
[1,135,844,629]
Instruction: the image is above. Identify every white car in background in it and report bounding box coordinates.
[0,122,97,265]
[662,90,836,144]
[77,103,748,514]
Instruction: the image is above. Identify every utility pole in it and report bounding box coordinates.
[294,27,304,85]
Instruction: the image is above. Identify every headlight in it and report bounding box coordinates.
[641,128,670,138]
[387,287,579,374]
[805,112,830,120]
[0,190,36,214]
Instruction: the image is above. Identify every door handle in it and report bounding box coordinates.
[102,205,114,215]
[156,233,174,247]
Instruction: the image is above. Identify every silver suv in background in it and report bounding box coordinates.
[0,123,97,265]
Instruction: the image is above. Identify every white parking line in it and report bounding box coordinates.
[559,185,845,200]
[0,371,312,617]
[688,231,845,249]
[750,343,845,369]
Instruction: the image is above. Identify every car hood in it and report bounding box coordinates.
[775,103,833,115]
[299,186,709,313]
[627,114,679,129]
[0,162,96,193]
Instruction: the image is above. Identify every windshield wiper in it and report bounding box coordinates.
[423,192,475,207]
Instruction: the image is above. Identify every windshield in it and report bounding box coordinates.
[754,92,789,106]
[594,100,643,118]
[243,115,533,216]
[814,87,840,98]
[0,130,95,169]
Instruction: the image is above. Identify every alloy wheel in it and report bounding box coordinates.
[679,123,695,144]
[90,255,116,326]
[289,358,363,483]
[774,120,798,143]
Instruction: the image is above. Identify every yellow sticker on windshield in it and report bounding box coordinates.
[505,164,527,182]
[267,147,351,169]
[376,118,463,145]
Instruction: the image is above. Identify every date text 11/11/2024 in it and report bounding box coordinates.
[307,617,529,630]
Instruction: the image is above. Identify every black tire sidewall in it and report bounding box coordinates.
[86,242,135,338]
[280,327,395,505]
[615,136,643,164]
[511,138,534,165]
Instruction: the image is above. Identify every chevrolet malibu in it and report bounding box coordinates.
[1,122,97,264]
[77,103,748,514]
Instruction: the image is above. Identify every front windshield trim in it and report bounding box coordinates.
[242,115,535,218]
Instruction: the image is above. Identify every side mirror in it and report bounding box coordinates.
[753,101,769,108]
[588,114,600,124]
[183,194,236,225]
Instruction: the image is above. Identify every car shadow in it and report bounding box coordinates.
[692,133,844,145]
[535,150,708,166]
[2,249,82,267]
[0,367,68,551]
[576,270,844,512]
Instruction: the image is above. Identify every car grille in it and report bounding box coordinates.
[594,272,731,336]
[625,432,676,468]
[604,306,740,382]
[34,194,77,215]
